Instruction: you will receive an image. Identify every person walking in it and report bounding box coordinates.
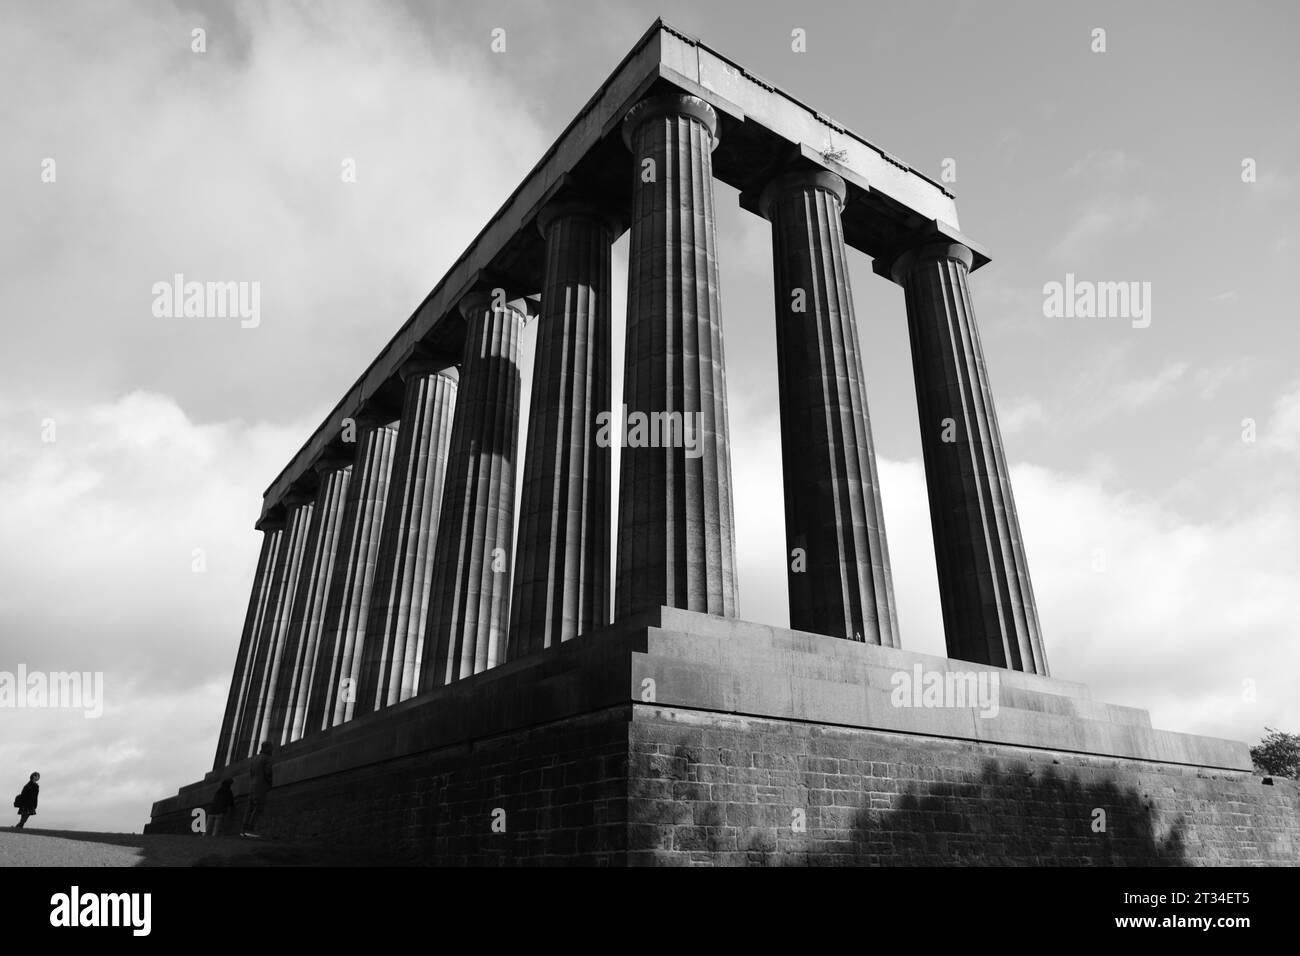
[240,742,273,837]
[12,772,39,829]
[207,778,234,838]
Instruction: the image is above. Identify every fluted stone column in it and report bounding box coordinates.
[213,517,283,770]
[508,202,614,658]
[890,238,1048,674]
[305,415,399,731]
[271,456,352,744]
[423,293,524,687]
[356,357,459,711]
[761,169,899,646]
[615,93,738,620]
[236,492,314,757]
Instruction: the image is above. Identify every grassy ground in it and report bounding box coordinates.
[0,827,403,866]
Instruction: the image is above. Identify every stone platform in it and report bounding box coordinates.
[147,609,1299,864]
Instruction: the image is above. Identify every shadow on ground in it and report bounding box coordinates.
[0,828,406,867]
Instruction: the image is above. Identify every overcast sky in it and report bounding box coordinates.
[2,0,1297,833]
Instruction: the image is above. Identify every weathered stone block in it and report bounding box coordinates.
[152,611,1299,865]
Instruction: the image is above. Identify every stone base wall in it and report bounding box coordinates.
[149,702,1299,865]
[147,706,631,865]
[148,609,1300,865]
[627,706,1299,866]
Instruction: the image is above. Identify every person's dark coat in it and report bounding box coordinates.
[16,781,38,814]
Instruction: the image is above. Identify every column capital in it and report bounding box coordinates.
[457,290,528,323]
[536,199,625,241]
[757,168,847,220]
[872,219,992,283]
[397,349,458,384]
[621,93,719,152]
[312,452,353,476]
[254,509,286,533]
[280,486,315,510]
[350,406,399,431]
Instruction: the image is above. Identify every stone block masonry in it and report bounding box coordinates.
[625,707,1298,866]
[151,700,1298,866]
[263,710,629,866]
[151,610,1300,865]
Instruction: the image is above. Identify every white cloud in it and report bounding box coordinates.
[1063,148,1141,181]
[1260,382,1300,453]
[0,676,228,834]
[0,0,554,422]
[1012,462,1299,744]
[1050,195,1156,263]
[0,392,309,680]
[1249,168,1296,198]
[1106,360,1189,410]
[998,397,1047,436]
[993,128,1024,164]
[0,390,312,831]
[1191,358,1254,401]
[1055,355,1191,426]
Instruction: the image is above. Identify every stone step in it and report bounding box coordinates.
[631,628,1248,771]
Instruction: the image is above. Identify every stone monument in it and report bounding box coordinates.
[148,20,1298,865]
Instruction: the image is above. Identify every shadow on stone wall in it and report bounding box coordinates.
[806,757,1188,866]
